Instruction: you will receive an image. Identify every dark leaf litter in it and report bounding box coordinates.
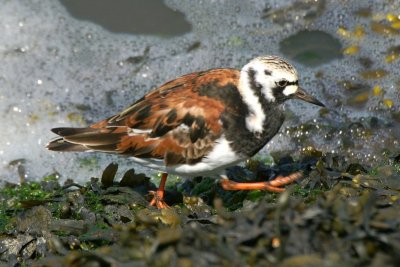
[1,154,400,267]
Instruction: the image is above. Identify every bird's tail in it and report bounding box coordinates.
[46,127,127,153]
[46,137,90,152]
[47,128,94,152]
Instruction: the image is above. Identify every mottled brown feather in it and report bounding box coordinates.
[53,69,240,166]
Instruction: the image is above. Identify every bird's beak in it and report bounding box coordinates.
[293,87,325,107]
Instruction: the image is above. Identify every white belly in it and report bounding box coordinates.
[129,135,245,177]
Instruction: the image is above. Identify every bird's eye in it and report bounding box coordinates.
[277,80,288,88]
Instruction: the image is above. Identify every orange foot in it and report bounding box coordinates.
[148,172,169,209]
[220,171,303,192]
[148,190,169,209]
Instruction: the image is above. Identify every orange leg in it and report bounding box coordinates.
[149,172,169,209]
[220,171,302,192]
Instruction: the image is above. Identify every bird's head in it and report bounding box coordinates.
[241,56,325,107]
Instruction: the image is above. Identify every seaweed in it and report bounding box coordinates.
[1,153,400,266]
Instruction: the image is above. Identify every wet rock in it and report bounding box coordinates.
[103,186,148,207]
[59,0,192,36]
[59,203,72,219]
[0,234,45,263]
[279,30,342,67]
[77,207,98,223]
[50,219,87,236]
[104,204,134,224]
[16,206,52,236]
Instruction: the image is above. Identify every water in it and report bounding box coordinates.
[0,0,399,184]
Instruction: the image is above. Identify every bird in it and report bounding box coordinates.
[47,56,324,208]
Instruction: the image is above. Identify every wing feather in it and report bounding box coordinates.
[48,69,240,166]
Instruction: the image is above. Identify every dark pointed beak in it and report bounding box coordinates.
[293,87,325,107]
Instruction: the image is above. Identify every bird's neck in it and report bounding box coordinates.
[238,69,280,135]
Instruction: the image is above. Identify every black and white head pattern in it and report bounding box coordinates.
[238,56,299,133]
[244,56,299,103]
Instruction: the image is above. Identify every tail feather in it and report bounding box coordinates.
[46,138,90,152]
[51,127,97,136]
[47,127,127,153]
[63,132,125,146]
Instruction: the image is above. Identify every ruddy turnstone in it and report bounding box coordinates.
[47,56,324,208]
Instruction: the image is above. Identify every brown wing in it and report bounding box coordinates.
[48,69,240,166]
